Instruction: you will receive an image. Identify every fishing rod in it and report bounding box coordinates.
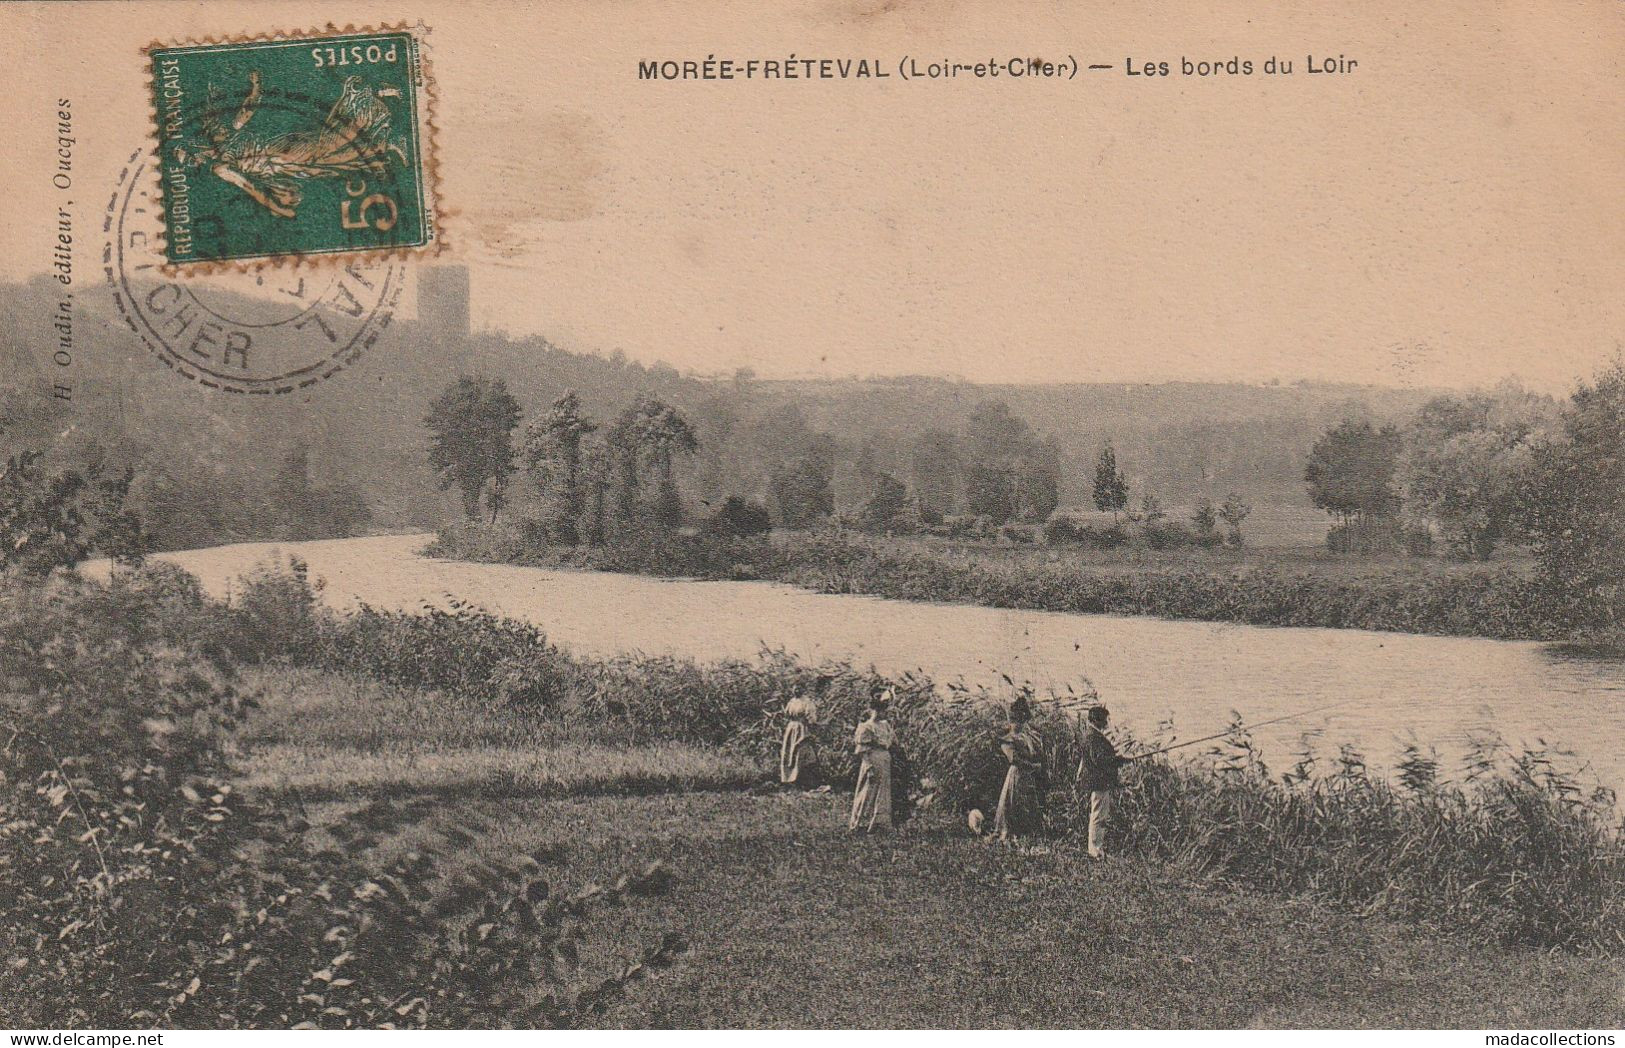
[1122,697,1360,761]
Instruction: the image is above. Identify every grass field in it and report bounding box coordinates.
[242,664,1625,1029]
[238,667,759,800]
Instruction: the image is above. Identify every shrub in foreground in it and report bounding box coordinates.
[1106,729,1624,952]
[0,572,682,1029]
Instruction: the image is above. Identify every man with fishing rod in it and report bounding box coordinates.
[1075,698,1355,858]
[1076,705,1132,860]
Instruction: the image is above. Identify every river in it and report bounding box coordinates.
[151,533,1625,790]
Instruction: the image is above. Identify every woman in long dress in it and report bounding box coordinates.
[779,695,819,788]
[848,691,896,833]
[993,696,1044,840]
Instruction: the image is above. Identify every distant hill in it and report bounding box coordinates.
[739,375,1440,509]
[1,270,1454,548]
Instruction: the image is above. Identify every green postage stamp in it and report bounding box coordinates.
[146,27,439,267]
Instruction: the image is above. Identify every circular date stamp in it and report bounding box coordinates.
[105,147,404,394]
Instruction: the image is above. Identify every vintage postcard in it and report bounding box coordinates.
[1,0,1622,1038]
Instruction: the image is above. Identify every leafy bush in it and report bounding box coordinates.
[1045,513,1218,551]
[515,515,570,549]
[0,449,146,576]
[423,520,531,564]
[0,571,682,1029]
[1141,519,1221,550]
[1326,518,1394,554]
[229,555,327,663]
[997,523,1040,545]
[706,496,772,538]
[431,520,778,582]
[583,529,775,580]
[1402,523,1435,557]
[320,601,581,714]
[938,514,996,540]
[1042,515,1128,549]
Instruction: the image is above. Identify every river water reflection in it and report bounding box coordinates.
[155,534,1625,791]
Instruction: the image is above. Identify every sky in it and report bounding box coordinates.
[3,0,1621,392]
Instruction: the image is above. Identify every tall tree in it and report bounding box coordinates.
[1304,420,1403,526]
[579,434,613,546]
[960,400,1058,524]
[268,445,318,540]
[847,440,886,510]
[963,463,1016,525]
[425,375,522,522]
[1515,358,1625,635]
[265,444,373,542]
[910,428,960,522]
[1022,437,1062,522]
[1218,493,1252,547]
[686,392,740,506]
[1398,392,1550,559]
[768,435,837,528]
[1092,443,1130,519]
[522,389,597,543]
[607,395,699,528]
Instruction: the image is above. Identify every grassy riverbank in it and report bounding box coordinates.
[301,791,1625,1028]
[222,557,1625,952]
[240,652,1624,1026]
[5,561,1622,1027]
[427,523,1604,644]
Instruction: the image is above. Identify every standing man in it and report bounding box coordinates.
[1077,705,1131,859]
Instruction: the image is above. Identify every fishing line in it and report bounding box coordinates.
[1123,697,1361,760]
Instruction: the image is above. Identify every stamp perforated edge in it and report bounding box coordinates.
[140,21,448,275]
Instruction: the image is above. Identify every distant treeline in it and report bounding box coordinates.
[427,357,1624,644]
[422,375,1256,550]
[450,319,1446,514]
[2,263,1618,586]
[0,270,1494,554]
[0,419,374,575]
